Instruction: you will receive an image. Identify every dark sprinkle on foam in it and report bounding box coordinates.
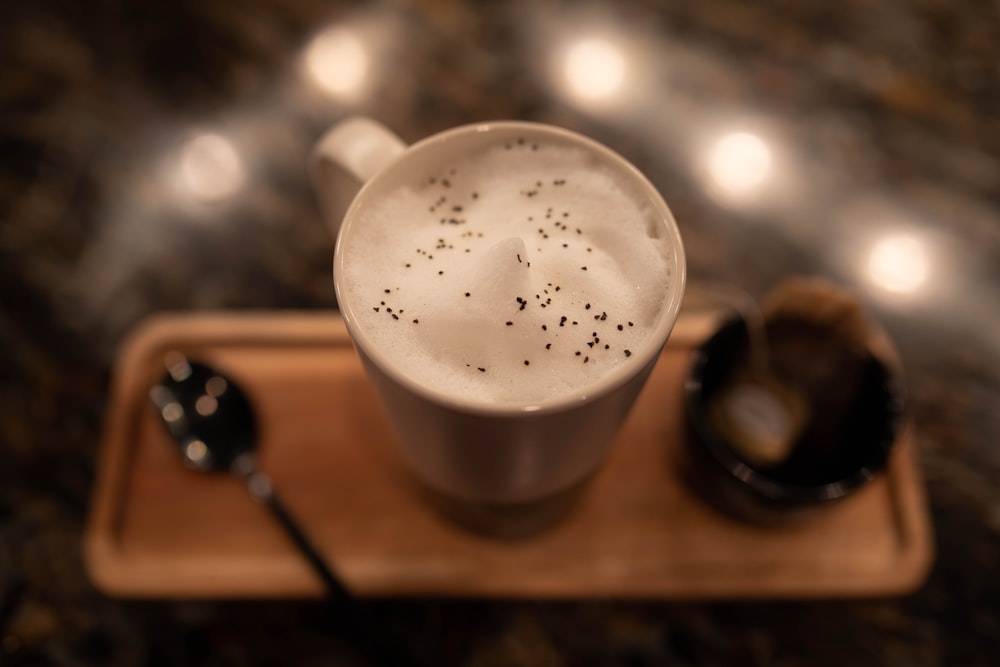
[379,140,651,378]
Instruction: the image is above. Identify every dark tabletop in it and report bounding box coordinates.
[2,0,999,665]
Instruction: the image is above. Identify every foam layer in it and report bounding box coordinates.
[339,137,677,405]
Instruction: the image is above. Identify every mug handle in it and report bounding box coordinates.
[310,117,407,240]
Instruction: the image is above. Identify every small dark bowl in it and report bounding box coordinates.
[683,317,907,523]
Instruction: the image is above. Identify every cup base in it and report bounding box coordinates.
[417,477,592,539]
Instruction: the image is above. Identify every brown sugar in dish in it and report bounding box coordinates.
[708,277,881,471]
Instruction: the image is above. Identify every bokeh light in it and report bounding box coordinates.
[707,131,773,198]
[195,395,218,417]
[177,133,245,204]
[561,37,627,102]
[185,440,209,466]
[304,26,369,99]
[867,234,930,295]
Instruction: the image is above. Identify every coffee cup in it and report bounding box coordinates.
[312,118,686,533]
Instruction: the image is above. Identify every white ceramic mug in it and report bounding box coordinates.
[312,118,686,517]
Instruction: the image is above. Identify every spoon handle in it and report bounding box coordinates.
[245,471,419,667]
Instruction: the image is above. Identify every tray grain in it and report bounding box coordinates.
[84,312,933,599]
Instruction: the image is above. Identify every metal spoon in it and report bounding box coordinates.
[150,352,417,667]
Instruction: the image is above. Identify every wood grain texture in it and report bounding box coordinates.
[84,311,933,599]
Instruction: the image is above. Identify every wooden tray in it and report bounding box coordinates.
[84,312,933,599]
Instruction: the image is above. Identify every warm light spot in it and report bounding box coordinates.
[707,132,772,196]
[185,440,209,465]
[178,134,244,203]
[867,235,929,294]
[562,38,626,101]
[161,402,183,423]
[166,351,192,382]
[205,376,227,398]
[195,395,218,417]
[305,27,369,97]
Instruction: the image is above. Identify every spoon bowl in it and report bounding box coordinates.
[150,353,256,472]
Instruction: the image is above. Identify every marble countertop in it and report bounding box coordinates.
[2,0,999,664]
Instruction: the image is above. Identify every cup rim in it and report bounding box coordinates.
[684,316,906,504]
[333,120,687,416]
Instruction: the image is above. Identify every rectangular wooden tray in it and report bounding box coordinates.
[84,311,933,599]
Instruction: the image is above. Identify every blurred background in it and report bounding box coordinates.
[2,0,999,664]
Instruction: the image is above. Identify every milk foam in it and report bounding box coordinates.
[340,138,676,405]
